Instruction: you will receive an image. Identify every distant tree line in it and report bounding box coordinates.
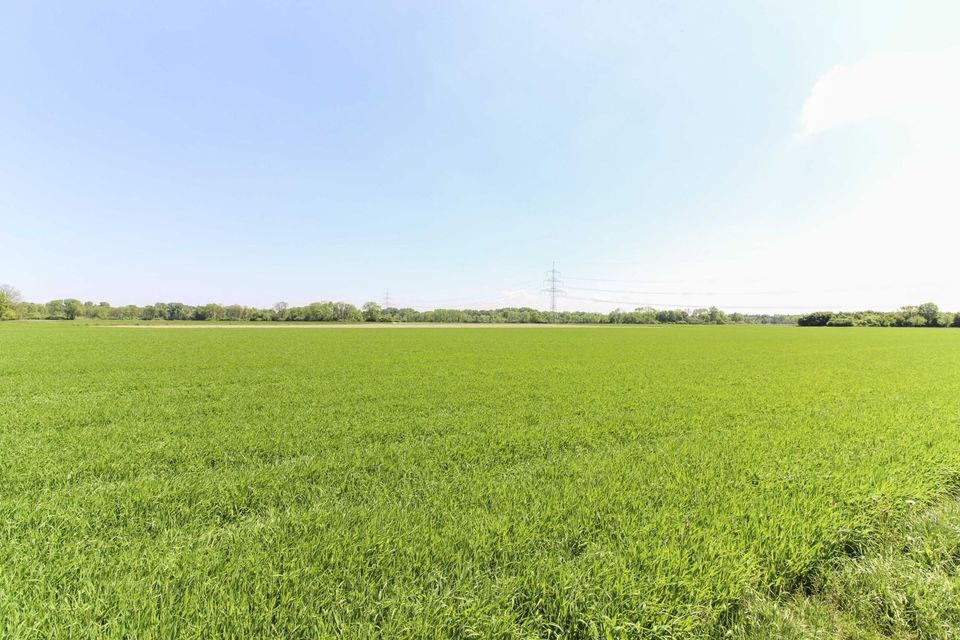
[797,304,960,328]
[12,285,953,328]
[0,285,798,325]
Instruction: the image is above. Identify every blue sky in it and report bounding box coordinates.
[3,1,958,312]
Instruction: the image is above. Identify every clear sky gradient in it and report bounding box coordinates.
[3,1,958,312]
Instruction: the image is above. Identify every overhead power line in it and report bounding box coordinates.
[564,294,821,311]
[565,285,794,296]
[564,276,694,284]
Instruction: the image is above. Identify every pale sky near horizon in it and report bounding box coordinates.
[2,1,959,313]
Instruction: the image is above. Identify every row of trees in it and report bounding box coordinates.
[797,304,960,328]
[0,285,796,325]
[605,307,795,325]
[13,286,954,328]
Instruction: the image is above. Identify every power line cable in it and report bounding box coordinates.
[564,294,820,311]
[565,285,795,296]
[565,276,696,284]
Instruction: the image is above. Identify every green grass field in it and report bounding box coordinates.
[3,323,960,638]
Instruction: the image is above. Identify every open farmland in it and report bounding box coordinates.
[3,323,960,638]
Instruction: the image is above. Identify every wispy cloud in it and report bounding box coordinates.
[800,48,960,137]
[749,48,960,310]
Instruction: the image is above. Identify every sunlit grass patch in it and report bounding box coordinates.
[2,323,960,637]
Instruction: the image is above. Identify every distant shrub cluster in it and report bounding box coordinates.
[798,304,960,328]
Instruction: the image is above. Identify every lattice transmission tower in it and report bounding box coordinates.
[542,262,565,313]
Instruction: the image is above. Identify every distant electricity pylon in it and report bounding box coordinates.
[383,289,392,308]
[542,261,565,313]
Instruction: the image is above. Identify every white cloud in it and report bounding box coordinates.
[801,49,960,137]
[759,49,960,310]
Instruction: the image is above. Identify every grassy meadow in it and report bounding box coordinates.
[2,323,960,638]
